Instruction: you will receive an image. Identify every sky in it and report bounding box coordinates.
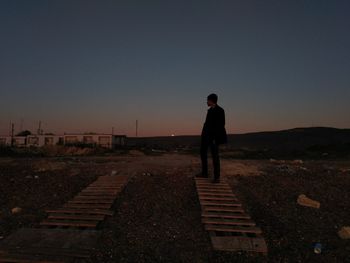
[0,0,349,137]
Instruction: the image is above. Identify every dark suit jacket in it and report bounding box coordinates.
[201,105,227,144]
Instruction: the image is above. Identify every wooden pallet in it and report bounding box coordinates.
[195,178,268,254]
[0,175,129,262]
[41,175,128,229]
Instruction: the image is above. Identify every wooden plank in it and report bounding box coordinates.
[0,256,64,263]
[203,206,245,213]
[63,204,112,209]
[197,187,232,191]
[202,218,256,226]
[197,185,232,191]
[77,192,118,196]
[79,193,118,197]
[196,181,229,186]
[47,214,105,221]
[195,178,225,181]
[210,236,268,254]
[198,189,233,194]
[205,225,262,234]
[196,183,229,188]
[68,200,114,205]
[198,192,236,198]
[96,178,128,183]
[81,189,120,193]
[79,190,119,193]
[46,209,113,216]
[87,186,122,189]
[86,184,123,187]
[202,212,251,220]
[40,220,99,228]
[81,188,120,192]
[199,196,238,202]
[201,202,242,207]
[196,182,230,186]
[73,196,115,201]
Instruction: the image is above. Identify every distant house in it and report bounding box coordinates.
[0,136,27,147]
[27,135,64,147]
[0,136,11,146]
[13,136,27,147]
[0,133,126,149]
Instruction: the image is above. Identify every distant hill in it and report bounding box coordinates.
[128,127,350,159]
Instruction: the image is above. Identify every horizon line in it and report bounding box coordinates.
[2,126,349,138]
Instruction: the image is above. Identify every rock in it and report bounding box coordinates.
[34,175,39,179]
[111,170,118,176]
[297,194,320,209]
[11,207,22,214]
[338,227,350,239]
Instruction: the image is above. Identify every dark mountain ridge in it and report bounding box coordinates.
[128,127,350,159]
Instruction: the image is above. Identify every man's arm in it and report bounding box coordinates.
[218,108,225,128]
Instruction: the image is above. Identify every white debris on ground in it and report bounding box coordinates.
[11,207,22,214]
[338,227,350,239]
[297,194,320,209]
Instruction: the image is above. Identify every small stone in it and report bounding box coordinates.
[11,207,22,214]
[111,170,117,176]
[34,175,39,179]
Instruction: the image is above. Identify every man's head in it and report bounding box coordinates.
[207,93,218,107]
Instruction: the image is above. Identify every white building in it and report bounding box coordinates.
[0,133,126,149]
[0,136,12,146]
[0,136,27,147]
[27,135,64,147]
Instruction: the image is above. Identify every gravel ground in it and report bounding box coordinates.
[230,161,350,263]
[1,155,350,262]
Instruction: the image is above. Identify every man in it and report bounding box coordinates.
[198,93,227,183]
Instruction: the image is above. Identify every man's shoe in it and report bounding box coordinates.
[211,178,220,183]
[195,172,208,178]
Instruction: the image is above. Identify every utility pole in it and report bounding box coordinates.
[11,123,14,147]
[38,121,41,135]
[135,120,138,137]
[20,118,24,132]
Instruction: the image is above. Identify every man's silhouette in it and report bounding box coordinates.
[198,93,227,183]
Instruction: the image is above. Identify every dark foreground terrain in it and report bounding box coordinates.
[1,154,350,262]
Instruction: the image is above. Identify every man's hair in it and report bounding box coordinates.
[207,93,218,103]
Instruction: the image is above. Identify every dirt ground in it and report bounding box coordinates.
[1,154,350,262]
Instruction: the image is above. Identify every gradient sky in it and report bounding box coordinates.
[1,0,349,137]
